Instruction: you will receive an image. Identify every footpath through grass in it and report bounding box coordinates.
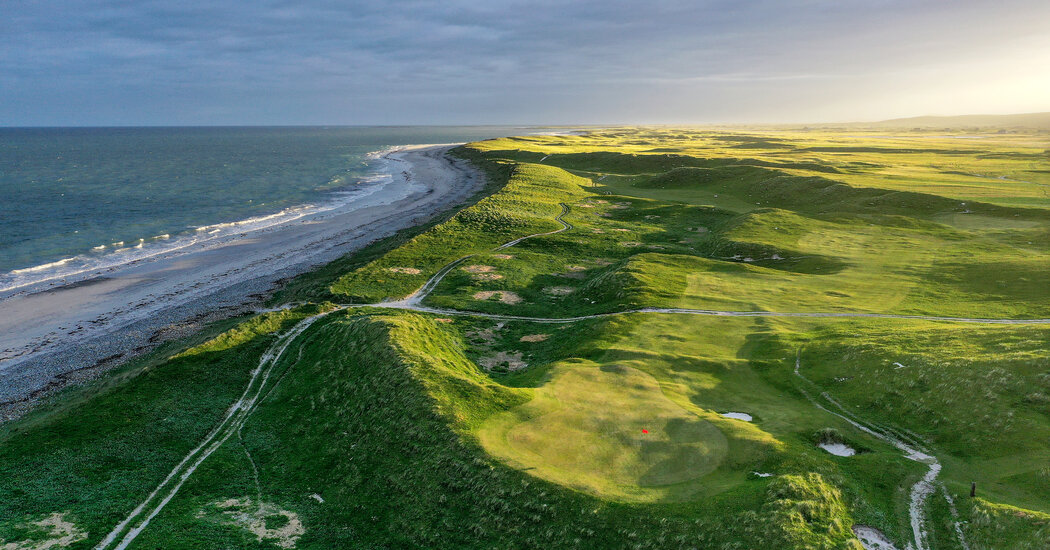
[2,128,1049,549]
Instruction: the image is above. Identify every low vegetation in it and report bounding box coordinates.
[2,127,1049,548]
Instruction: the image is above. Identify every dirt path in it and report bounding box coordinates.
[94,179,1027,547]
[94,311,334,550]
[794,352,968,550]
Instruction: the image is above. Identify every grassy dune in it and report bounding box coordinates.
[2,128,1049,549]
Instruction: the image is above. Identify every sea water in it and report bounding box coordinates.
[0,126,546,293]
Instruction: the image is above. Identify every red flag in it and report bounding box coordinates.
[641,429,649,434]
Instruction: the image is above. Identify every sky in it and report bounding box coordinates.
[2,0,1049,126]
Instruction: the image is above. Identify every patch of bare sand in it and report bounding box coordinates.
[463,265,496,273]
[386,267,421,274]
[205,498,304,549]
[433,318,453,323]
[480,351,527,371]
[544,286,575,295]
[492,254,514,260]
[519,334,549,342]
[612,228,630,232]
[473,291,522,304]
[472,273,503,281]
[1,513,87,550]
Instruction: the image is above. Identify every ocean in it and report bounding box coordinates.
[0,126,540,293]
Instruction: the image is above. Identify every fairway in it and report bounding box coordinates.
[2,127,1049,549]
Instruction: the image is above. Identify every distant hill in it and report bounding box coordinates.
[870,112,1050,129]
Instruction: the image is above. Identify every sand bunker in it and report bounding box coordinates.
[819,442,857,457]
[207,498,304,549]
[463,265,497,273]
[0,513,86,550]
[612,228,631,232]
[492,254,514,260]
[852,525,899,550]
[544,286,575,295]
[480,351,527,371]
[519,334,549,342]
[720,412,753,421]
[473,291,522,304]
[386,267,421,275]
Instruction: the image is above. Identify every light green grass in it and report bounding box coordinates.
[2,127,1049,548]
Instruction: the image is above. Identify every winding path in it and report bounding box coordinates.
[99,199,1031,547]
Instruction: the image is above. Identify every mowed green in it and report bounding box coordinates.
[478,361,730,502]
[2,127,1049,549]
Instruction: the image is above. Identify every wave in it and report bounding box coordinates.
[0,152,400,294]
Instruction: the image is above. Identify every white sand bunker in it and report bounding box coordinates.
[720,412,753,421]
[819,442,856,457]
[492,254,514,260]
[0,513,87,550]
[386,267,421,274]
[544,286,575,295]
[473,291,522,304]
[480,351,527,371]
[852,525,899,550]
[519,334,549,342]
[207,498,304,549]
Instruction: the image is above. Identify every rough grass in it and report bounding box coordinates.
[2,127,1049,548]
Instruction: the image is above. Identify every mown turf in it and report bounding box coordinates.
[2,127,1048,549]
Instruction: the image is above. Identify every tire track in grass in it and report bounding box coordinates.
[95,311,332,550]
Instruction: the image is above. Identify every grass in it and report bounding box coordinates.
[2,127,1049,548]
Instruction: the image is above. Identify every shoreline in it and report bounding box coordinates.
[0,144,487,421]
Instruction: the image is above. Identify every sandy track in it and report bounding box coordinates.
[95,311,333,550]
[90,155,1013,547]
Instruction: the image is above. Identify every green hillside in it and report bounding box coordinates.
[3,127,1049,549]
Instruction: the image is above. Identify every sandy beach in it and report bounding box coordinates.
[0,144,485,420]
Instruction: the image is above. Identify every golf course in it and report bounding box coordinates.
[2,126,1049,549]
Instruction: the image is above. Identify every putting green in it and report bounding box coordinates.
[477,360,729,502]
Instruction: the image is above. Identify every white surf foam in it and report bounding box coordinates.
[0,153,402,295]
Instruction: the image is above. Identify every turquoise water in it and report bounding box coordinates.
[0,126,539,291]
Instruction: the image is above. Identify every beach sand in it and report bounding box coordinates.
[0,145,485,421]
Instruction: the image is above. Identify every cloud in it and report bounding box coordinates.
[2,0,1048,124]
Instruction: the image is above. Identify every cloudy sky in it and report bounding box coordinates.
[3,0,1049,126]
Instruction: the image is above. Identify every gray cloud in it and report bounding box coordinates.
[2,0,1048,125]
